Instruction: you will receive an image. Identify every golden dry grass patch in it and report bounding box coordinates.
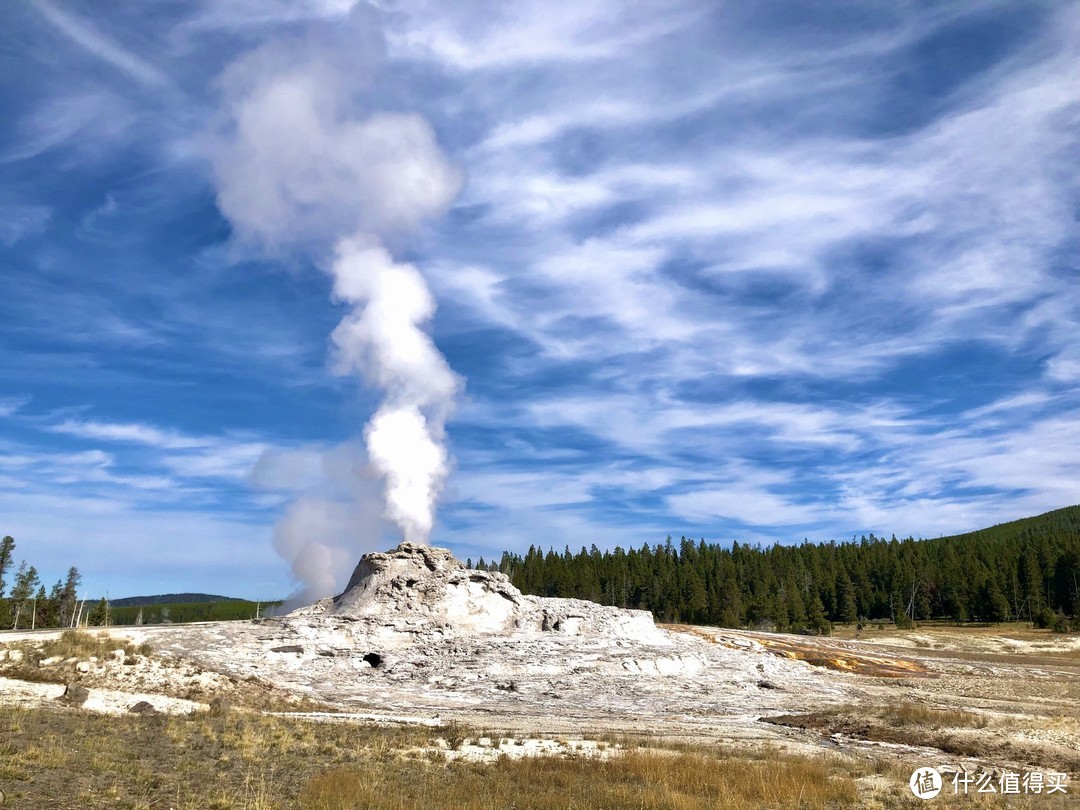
[300,748,860,810]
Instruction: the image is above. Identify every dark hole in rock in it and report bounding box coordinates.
[363,652,383,668]
[405,579,418,588]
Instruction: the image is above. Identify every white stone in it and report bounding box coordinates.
[125,542,851,739]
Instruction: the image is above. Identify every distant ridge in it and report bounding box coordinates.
[935,504,1080,544]
[109,593,245,607]
[493,504,1080,630]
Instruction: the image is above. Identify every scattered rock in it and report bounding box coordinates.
[128,700,159,715]
[58,683,90,706]
[110,649,126,664]
[39,656,63,667]
[76,661,91,674]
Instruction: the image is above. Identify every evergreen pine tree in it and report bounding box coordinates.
[10,562,38,629]
[784,575,807,631]
[807,593,831,635]
[59,567,81,627]
[0,535,14,597]
[87,598,109,626]
[836,568,858,624]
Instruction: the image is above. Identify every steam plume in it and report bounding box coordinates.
[210,24,463,597]
[330,239,459,541]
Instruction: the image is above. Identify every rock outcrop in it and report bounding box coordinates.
[326,541,663,642]
[331,542,524,632]
[139,541,851,739]
[58,683,90,706]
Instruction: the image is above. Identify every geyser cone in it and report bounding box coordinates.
[331,542,525,634]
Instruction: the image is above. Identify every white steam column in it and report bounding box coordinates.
[208,41,463,598]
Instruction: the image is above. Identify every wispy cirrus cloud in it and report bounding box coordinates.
[0,396,31,418]
[31,0,172,87]
[50,419,215,450]
[0,202,51,246]
[385,1,702,71]
[405,1,1080,551]
[1,0,1077,597]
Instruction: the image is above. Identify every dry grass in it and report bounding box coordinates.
[0,702,430,808]
[769,703,1080,778]
[1,630,151,684]
[42,629,154,659]
[1,700,1064,809]
[0,702,861,810]
[831,620,1040,639]
[301,748,858,810]
[882,702,990,730]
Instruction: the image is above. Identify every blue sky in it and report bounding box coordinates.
[1,1,1078,600]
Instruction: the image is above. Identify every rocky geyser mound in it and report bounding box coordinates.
[140,541,851,737]
[318,541,663,641]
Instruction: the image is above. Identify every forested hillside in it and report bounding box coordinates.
[480,506,1080,634]
[108,599,276,625]
[110,593,243,607]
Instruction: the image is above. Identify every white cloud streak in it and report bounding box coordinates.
[31,0,171,87]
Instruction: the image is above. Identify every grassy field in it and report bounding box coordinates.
[829,620,1077,642]
[0,701,1068,809]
